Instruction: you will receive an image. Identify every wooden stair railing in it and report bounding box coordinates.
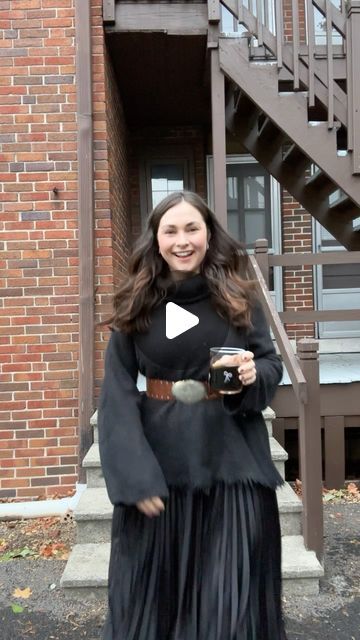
[208,0,360,249]
[251,238,360,561]
[249,240,324,562]
[220,0,359,162]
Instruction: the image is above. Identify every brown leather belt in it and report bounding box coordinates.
[146,378,220,401]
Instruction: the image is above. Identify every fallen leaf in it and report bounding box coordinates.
[11,603,24,614]
[39,542,69,559]
[0,547,36,562]
[347,482,359,495]
[13,586,32,599]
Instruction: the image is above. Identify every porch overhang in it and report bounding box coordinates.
[104,2,208,35]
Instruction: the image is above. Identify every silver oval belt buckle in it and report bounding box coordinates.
[171,380,207,404]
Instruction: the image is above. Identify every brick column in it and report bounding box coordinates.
[0,0,78,500]
[282,190,315,340]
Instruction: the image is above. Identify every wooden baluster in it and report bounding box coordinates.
[254,239,270,288]
[275,0,283,67]
[263,0,269,30]
[211,49,227,228]
[306,0,315,107]
[237,0,243,23]
[275,0,284,67]
[326,0,334,128]
[347,1,360,173]
[297,339,324,563]
[292,0,300,89]
[256,0,263,45]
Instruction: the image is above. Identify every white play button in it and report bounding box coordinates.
[166,302,199,339]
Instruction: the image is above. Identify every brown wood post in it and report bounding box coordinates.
[297,338,324,563]
[347,1,360,173]
[210,46,227,229]
[254,238,270,288]
[208,0,221,23]
[324,416,345,489]
[103,0,115,24]
[75,0,95,481]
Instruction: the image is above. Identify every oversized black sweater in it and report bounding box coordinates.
[98,274,284,506]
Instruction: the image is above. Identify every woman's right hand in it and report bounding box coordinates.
[136,496,165,517]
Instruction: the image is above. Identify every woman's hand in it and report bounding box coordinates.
[216,351,256,393]
[136,496,165,517]
[237,350,256,386]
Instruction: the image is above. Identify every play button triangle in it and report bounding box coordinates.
[166,302,199,339]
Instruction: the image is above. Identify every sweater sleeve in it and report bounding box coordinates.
[98,329,169,506]
[222,302,283,416]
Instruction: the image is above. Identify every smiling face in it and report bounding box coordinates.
[156,200,209,279]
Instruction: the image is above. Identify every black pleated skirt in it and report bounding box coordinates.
[102,482,287,640]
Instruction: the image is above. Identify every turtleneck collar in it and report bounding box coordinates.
[164,273,210,304]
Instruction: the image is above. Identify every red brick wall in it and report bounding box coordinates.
[104,47,130,290]
[281,1,314,339]
[282,189,315,339]
[0,0,78,500]
[283,0,306,43]
[91,1,131,400]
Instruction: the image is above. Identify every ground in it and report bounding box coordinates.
[0,493,359,640]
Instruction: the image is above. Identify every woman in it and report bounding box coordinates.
[99,191,286,640]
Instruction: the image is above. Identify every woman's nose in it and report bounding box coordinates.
[175,233,189,246]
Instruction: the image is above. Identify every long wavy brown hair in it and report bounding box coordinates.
[107,191,257,333]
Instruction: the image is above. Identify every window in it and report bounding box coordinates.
[226,163,272,249]
[139,147,195,225]
[150,164,185,208]
[207,154,282,310]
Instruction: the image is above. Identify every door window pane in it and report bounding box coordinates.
[226,164,271,249]
[245,211,267,245]
[151,164,184,207]
[244,175,265,209]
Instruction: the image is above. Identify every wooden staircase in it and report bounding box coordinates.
[217,0,360,250]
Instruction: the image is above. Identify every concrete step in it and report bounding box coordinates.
[281,535,324,596]
[60,534,323,601]
[270,436,288,479]
[84,437,288,490]
[75,487,112,543]
[277,481,302,536]
[75,480,302,545]
[83,443,104,488]
[60,542,110,603]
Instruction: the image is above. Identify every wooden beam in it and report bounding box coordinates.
[324,416,345,489]
[347,1,360,173]
[75,0,95,480]
[269,251,360,266]
[280,309,360,323]
[211,48,227,229]
[297,339,324,562]
[103,0,115,25]
[105,3,208,35]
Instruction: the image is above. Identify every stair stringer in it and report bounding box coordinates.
[219,38,360,249]
[222,0,348,127]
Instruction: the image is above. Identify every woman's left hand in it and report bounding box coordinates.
[215,351,256,392]
[238,350,256,386]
